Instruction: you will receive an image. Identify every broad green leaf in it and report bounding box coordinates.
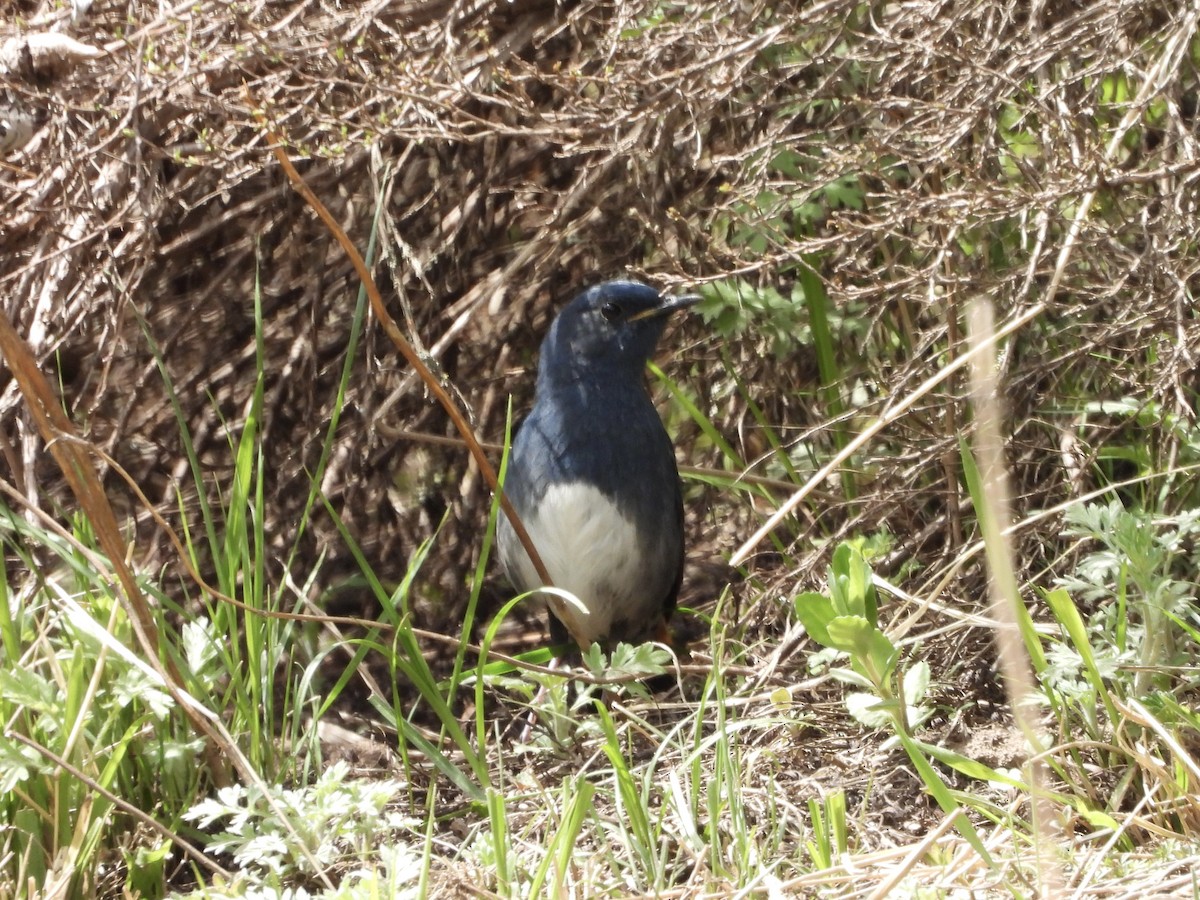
[903,661,931,706]
[827,616,896,682]
[793,592,836,645]
[846,692,897,729]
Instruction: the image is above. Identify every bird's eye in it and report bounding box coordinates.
[600,302,622,321]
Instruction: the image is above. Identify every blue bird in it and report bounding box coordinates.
[497,280,697,649]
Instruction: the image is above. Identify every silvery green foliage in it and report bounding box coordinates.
[180,762,418,894]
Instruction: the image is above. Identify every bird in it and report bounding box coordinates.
[496,280,698,650]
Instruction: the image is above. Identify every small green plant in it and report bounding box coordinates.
[794,543,932,735]
[1038,498,1200,820]
[175,762,421,898]
[0,513,211,899]
[805,791,848,870]
[793,542,995,864]
[1054,499,1200,697]
[696,279,812,359]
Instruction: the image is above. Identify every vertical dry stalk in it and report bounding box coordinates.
[964,297,1061,896]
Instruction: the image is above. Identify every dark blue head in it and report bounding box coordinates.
[537,281,698,388]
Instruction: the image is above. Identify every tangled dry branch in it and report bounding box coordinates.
[2,0,1198,654]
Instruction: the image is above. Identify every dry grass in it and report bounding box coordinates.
[3,0,1200,895]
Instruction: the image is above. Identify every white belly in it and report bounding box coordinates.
[503,481,644,645]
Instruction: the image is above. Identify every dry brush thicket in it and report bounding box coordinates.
[2,0,1198,652]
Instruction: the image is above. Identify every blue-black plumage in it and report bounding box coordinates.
[497,280,697,648]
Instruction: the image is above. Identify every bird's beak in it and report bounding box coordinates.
[628,292,702,322]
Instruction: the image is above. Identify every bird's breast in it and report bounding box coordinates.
[502,480,667,645]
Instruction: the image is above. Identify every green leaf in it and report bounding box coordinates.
[827,666,874,691]
[1072,800,1121,832]
[1044,587,1122,727]
[845,692,897,729]
[826,616,896,683]
[896,732,995,867]
[903,661,930,706]
[914,738,1028,788]
[793,591,836,645]
[830,543,878,624]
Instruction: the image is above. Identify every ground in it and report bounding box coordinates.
[3,0,1200,897]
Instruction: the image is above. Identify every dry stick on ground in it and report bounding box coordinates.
[965,297,1061,896]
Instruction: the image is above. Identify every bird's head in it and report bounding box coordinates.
[538,281,698,385]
